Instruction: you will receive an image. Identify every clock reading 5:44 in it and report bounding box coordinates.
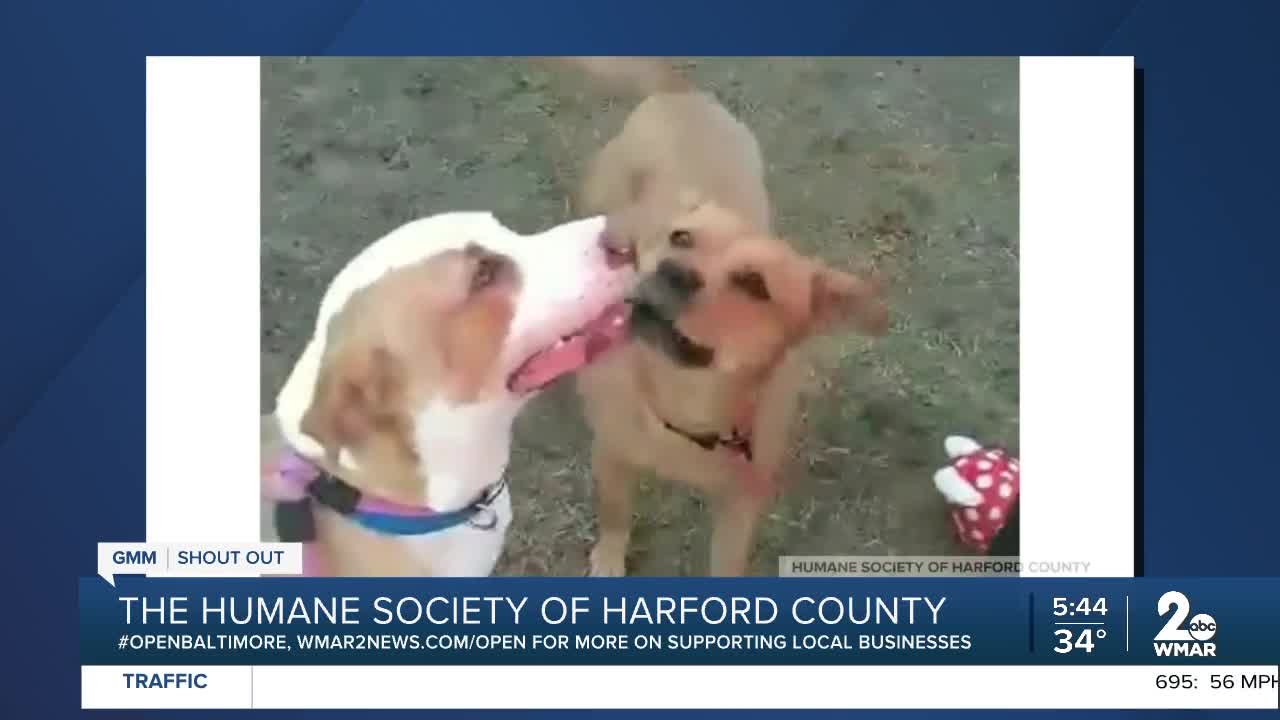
[1054,597,1108,618]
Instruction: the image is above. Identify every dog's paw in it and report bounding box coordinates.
[588,542,627,577]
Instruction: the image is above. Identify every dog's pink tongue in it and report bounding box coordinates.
[509,336,589,394]
[508,303,630,393]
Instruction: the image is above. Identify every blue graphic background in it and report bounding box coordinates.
[1,0,1277,717]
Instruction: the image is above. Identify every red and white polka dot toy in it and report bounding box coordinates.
[932,435,1020,553]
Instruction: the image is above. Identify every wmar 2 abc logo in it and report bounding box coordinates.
[1153,590,1217,657]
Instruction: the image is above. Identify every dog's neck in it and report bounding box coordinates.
[409,396,523,510]
[637,353,760,434]
[300,397,522,513]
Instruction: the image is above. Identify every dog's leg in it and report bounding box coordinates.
[709,491,767,576]
[588,442,635,577]
[706,354,800,576]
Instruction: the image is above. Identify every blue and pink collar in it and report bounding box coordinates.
[264,450,507,576]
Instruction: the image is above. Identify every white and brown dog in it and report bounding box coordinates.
[262,212,634,576]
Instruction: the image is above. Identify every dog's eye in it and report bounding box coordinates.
[730,270,770,301]
[669,230,694,249]
[470,255,504,293]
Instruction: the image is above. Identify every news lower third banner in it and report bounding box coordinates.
[82,576,1280,665]
[82,549,1280,708]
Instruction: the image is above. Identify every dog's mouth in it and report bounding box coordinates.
[628,300,715,368]
[507,303,630,394]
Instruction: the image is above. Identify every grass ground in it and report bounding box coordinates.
[261,57,1019,575]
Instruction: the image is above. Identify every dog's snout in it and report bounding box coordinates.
[656,259,702,297]
[599,233,636,270]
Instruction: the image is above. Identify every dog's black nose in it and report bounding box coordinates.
[656,258,702,297]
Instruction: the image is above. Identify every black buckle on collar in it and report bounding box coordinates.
[274,499,316,543]
[307,472,362,515]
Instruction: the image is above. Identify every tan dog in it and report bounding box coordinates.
[564,58,889,576]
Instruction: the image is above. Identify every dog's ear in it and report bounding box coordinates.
[300,343,403,458]
[808,265,889,337]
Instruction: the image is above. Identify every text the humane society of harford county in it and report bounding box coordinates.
[114,593,975,655]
